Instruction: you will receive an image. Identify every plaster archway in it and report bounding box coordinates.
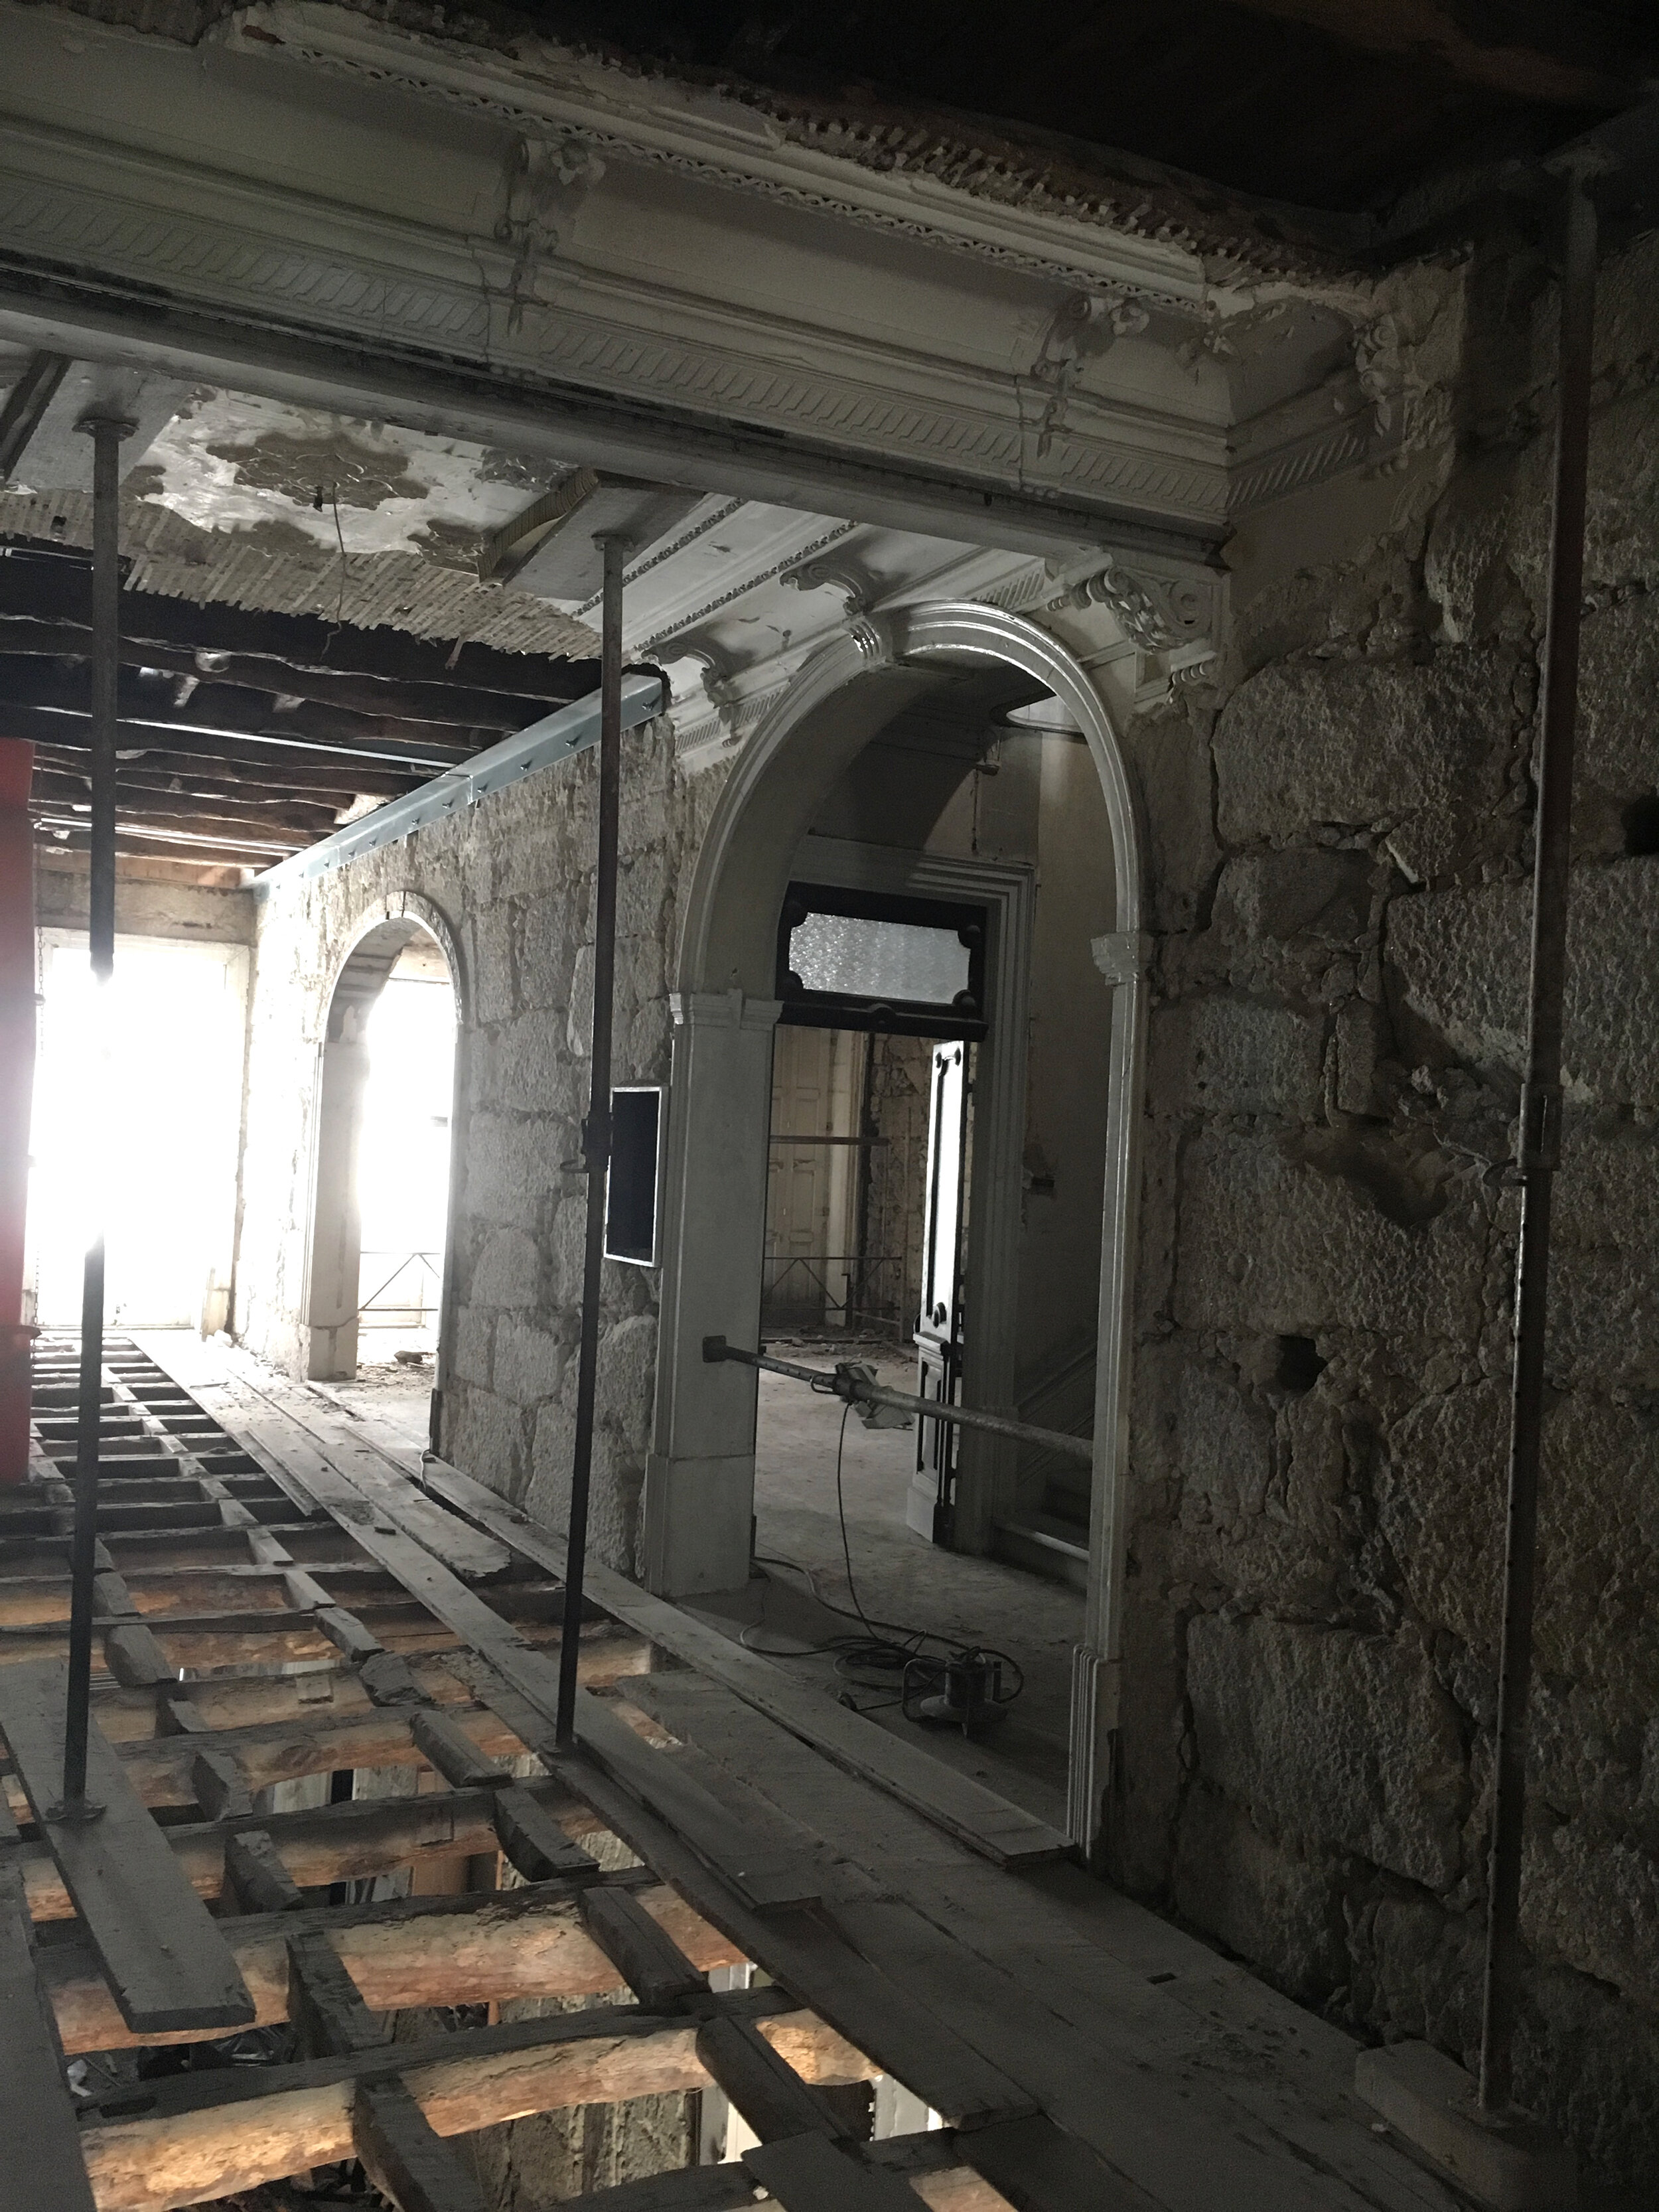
[303,895,467,1453]
[644,604,1149,1850]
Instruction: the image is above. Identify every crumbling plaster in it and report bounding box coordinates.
[232,221,1659,2189]
[1111,225,1659,2193]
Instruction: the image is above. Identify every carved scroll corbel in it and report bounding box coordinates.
[1072,559,1218,653]
[782,557,871,620]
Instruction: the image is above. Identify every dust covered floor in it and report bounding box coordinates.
[319,1356,438,1453]
[683,1341,1081,1829]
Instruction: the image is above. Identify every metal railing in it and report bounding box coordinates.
[356,1248,443,1331]
[759,1252,907,1339]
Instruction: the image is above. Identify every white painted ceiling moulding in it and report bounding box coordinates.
[255,672,664,892]
[0,7,1391,556]
[212,2,1234,311]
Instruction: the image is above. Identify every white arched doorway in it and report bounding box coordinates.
[304,895,465,1455]
[643,603,1148,1848]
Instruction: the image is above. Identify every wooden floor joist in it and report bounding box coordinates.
[42,1873,749,2052]
[1,1331,1469,2212]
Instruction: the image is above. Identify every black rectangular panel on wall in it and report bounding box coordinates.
[605,1087,663,1266]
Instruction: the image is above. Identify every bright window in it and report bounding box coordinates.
[27,934,249,1329]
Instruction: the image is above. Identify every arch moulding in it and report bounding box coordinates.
[302,889,467,1445]
[648,602,1149,1852]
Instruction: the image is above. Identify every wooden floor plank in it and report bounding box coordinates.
[958,2115,1155,2212]
[0,1796,96,2212]
[419,1453,1068,1870]
[135,1333,509,1582]
[471,1664,1036,2138]
[743,2131,931,2210]
[354,2074,488,2212]
[0,1657,255,2034]
[73,1343,1464,2212]
[695,2012,846,2143]
[624,1672,1461,2212]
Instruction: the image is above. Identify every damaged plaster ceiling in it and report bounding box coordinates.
[128,392,563,573]
[0,356,1074,872]
[0,357,605,661]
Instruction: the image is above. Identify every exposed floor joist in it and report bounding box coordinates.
[1,1332,1482,2210]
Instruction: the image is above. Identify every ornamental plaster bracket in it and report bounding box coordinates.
[493,131,606,315]
[780,553,893,661]
[781,555,873,618]
[676,640,740,715]
[1047,553,1224,714]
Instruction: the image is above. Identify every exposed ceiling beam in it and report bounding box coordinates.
[0,656,486,759]
[1229,1,1653,110]
[33,812,306,861]
[31,741,415,801]
[31,771,341,836]
[1,703,470,774]
[0,615,561,730]
[0,353,69,481]
[29,734,420,796]
[0,547,599,700]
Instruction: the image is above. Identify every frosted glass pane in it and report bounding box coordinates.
[788,912,970,1005]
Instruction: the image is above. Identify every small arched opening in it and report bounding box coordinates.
[305,903,461,1445]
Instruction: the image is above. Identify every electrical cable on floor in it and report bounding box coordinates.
[741,1396,1024,1733]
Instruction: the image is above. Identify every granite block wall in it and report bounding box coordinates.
[240,713,721,1578]
[233,222,1659,2193]
[1112,229,1659,2193]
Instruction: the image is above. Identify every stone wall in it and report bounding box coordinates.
[1112,228,1659,2193]
[230,220,1659,2193]
[240,714,721,1576]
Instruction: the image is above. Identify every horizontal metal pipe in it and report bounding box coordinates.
[703,1335,1094,1465]
[257,669,664,891]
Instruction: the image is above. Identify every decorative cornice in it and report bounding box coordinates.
[220,3,1240,315]
[0,123,1234,532]
[634,525,858,657]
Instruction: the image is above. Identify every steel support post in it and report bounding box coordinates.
[61,410,131,1810]
[555,532,628,1747]
[1477,177,1597,2117]
[0,736,36,1483]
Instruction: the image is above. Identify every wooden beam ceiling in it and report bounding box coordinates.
[0,540,602,868]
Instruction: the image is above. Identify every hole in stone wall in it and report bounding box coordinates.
[1623,792,1659,857]
[1275,1335,1327,1393]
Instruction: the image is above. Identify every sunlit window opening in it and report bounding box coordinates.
[25,934,248,1330]
[354,961,456,1361]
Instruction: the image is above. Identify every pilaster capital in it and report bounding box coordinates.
[1090,929,1153,987]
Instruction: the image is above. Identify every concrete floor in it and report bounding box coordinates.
[683,1338,1082,1829]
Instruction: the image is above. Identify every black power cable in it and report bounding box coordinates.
[743,1394,1023,1732]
